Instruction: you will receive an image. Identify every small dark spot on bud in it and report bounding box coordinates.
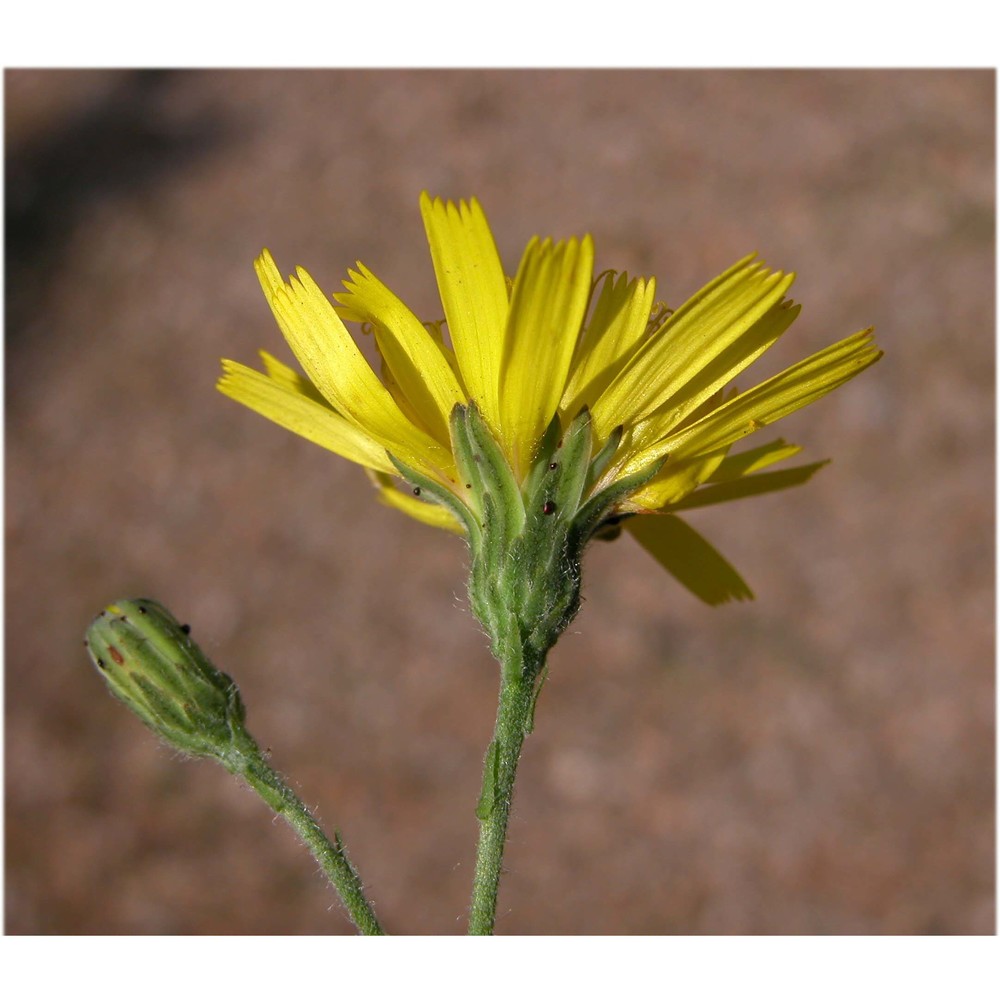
[465,483,472,489]
[548,462,558,470]
[137,605,147,614]
[109,646,125,665]
[96,657,106,669]
[412,486,421,496]
[542,500,557,515]
[180,624,191,635]
[83,639,89,647]
[557,439,563,448]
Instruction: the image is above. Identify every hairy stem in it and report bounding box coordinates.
[229,747,385,935]
[468,656,543,935]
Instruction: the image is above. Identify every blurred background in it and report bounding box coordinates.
[5,69,994,934]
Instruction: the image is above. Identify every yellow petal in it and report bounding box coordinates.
[665,460,829,512]
[366,471,464,534]
[257,350,329,407]
[592,255,794,433]
[256,251,453,481]
[217,359,396,474]
[420,194,508,430]
[628,299,801,453]
[560,271,656,433]
[499,234,595,477]
[334,262,465,444]
[422,319,463,382]
[626,514,753,605]
[377,354,435,436]
[254,246,286,301]
[623,328,881,476]
[627,450,728,509]
[705,438,803,483]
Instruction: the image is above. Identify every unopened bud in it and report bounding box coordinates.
[85,598,253,762]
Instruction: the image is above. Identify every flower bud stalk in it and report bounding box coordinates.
[86,599,383,934]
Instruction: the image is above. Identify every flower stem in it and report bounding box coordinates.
[228,746,385,935]
[468,653,545,935]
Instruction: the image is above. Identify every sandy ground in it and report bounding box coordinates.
[5,69,994,934]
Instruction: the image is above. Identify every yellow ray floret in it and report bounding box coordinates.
[642,327,880,471]
[333,261,465,445]
[499,234,595,478]
[560,270,657,430]
[626,514,754,606]
[420,194,509,433]
[590,256,795,440]
[217,359,397,474]
[255,250,455,484]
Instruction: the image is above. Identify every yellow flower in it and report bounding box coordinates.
[219,193,880,604]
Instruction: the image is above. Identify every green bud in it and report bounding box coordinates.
[85,598,253,762]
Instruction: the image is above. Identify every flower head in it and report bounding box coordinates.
[219,193,880,606]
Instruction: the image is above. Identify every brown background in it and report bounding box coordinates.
[5,69,994,934]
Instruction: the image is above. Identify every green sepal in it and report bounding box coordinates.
[468,491,509,651]
[388,452,480,545]
[519,411,563,502]
[477,491,508,583]
[521,406,593,522]
[130,671,197,732]
[86,598,255,762]
[585,424,624,491]
[571,456,667,545]
[475,739,500,820]
[453,403,525,543]
[450,402,485,519]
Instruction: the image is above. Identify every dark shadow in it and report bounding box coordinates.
[5,70,231,348]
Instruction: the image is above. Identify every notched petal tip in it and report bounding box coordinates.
[217,357,252,384]
[293,264,317,289]
[420,191,465,225]
[254,248,286,298]
[254,247,276,270]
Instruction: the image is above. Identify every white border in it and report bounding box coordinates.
[2,2,998,68]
